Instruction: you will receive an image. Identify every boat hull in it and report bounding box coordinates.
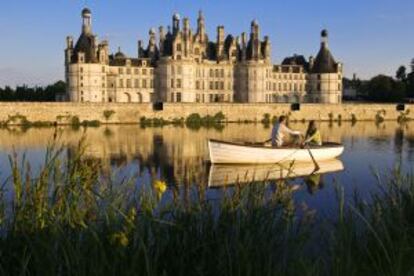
[208,139,344,164]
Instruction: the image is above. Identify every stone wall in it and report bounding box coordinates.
[0,102,410,125]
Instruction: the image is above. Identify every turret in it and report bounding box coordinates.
[263,36,271,61]
[65,36,74,64]
[172,13,180,34]
[309,56,314,70]
[241,32,247,61]
[66,36,73,49]
[321,29,328,48]
[196,10,206,42]
[250,20,261,60]
[138,40,144,57]
[217,26,225,59]
[183,17,190,34]
[159,26,165,55]
[82,8,92,34]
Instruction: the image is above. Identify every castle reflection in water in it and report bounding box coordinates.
[0,121,413,188]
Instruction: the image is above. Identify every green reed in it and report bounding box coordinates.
[1,140,414,275]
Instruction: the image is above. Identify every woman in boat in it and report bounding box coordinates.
[271,116,302,147]
[304,120,322,146]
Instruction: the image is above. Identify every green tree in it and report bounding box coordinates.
[396,66,407,81]
[0,81,65,101]
[367,75,405,102]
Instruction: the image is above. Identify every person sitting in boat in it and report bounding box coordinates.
[271,116,302,147]
[303,120,322,146]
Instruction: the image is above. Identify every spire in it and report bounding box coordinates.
[197,10,206,42]
[172,13,180,34]
[81,8,92,34]
[321,29,328,48]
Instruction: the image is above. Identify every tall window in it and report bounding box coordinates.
[176,92,182,102]
[176,44,182,51]
[176,79,182,88]
[143,79,147,88]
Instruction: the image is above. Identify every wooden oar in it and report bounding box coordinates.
[305,144,320,172]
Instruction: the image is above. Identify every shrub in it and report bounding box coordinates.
[82,120,101,127]
[103,110,115,121]
[71,116,81,126]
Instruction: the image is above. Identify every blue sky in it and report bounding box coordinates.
[0,0,413,87]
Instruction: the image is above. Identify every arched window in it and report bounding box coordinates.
[124,93,131,103]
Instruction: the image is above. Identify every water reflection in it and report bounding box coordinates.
[207,159,344,189]
[1,121,414,209]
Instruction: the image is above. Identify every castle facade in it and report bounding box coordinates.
[65,9,343,104]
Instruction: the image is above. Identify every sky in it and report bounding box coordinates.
[0,0,413,87]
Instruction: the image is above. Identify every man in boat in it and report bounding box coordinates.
[270,116,302,147]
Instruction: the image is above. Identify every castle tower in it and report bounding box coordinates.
[308,29,343,103]
[159,26,165,55]
[196,10,206,43]
[216,26,225,60]
[172,13,180,35]
[250,20,261,60]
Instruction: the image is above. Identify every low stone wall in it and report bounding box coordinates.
[0,102,410,125]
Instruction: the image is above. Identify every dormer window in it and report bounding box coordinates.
[176,44,182,51]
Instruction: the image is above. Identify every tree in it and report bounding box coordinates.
[367,75,406,102]
[396,66,407,81]
[0,81,66,102]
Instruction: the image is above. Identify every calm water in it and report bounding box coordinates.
[1,121,413,215]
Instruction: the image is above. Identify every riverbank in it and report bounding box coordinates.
[0,102,412,126]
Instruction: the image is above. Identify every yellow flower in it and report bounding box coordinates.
[153,180,167,197]
[111,231,129,247]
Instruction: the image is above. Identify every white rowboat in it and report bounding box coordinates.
[208,139,344,164]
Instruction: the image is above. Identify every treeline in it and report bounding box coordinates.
[0,81,65,102]
[345,59,414,102]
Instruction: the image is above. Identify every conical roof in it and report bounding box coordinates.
[312,43,338,74]
[72,32,97,63]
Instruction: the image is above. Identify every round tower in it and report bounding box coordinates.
[308,29,342,104]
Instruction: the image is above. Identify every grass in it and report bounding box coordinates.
[1,140,414,275]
